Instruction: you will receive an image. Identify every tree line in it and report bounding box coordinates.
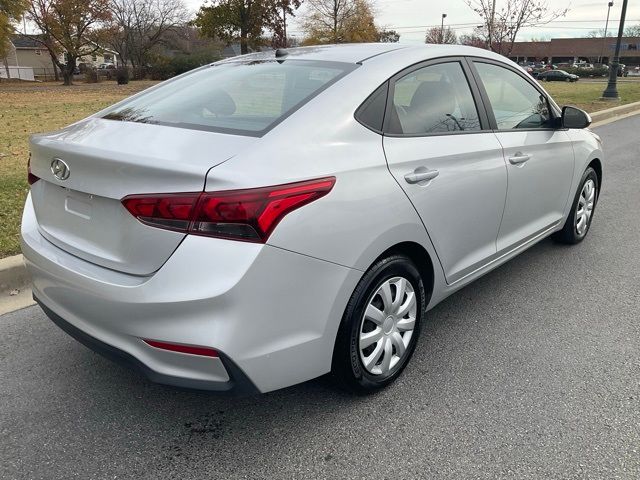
[2,0,639,86]
[1,0,399,84]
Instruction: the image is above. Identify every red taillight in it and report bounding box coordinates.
[27,154,40,185]
[121,177,335,243]
[143,339,219,358]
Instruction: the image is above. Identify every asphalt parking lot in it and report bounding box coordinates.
[1,116,639,479]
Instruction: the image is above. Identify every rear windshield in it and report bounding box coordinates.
[102,60,356,136]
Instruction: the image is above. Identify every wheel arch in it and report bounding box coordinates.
[588,157,603,195]
[373,241,435,305]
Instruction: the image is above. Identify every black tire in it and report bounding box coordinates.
[553,167,599,244]
[331,254,426,394]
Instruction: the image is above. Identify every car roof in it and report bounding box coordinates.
[216,43,512,66]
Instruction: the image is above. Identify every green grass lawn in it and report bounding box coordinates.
[543,79,640,112]
[1,78,639,259]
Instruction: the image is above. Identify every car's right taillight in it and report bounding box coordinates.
[121,177,336,243]
[27,154,40,185]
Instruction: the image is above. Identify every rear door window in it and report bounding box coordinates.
[102,60,356,136]
[386,62,482,135]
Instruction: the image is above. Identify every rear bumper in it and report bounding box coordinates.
[21,193,361,393]
[36,297,259,394]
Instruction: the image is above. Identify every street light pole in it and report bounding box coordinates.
[441,13,447,43]
[488,0,497,51]
[602,0,628,99]
[599,1,614,65]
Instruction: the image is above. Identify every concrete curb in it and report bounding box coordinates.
[0,254,29,290]
[1,101,640,316]
[0,254,35,315]
[590,100,640,124]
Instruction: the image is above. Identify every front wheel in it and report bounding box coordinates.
[331,254,426,394]
[554,167,599,244]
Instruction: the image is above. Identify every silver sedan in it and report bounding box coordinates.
[22,44,603,394]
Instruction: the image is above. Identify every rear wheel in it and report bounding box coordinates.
[332,254,425,393]
[554,167,598,244]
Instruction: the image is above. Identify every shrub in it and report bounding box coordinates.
[115,67,129,85]
[131,67,148,80]
[146,52,221,81]
[84,69,99,83]
[563,67,608,78]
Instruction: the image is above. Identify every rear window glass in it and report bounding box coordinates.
[102,60,356,136]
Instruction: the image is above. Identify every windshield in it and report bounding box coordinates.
[102,60,356,136]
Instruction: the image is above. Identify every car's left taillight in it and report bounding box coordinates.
[122,177,336,243]
[27,154,40,185]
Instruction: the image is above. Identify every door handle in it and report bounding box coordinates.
[404,167,439,184]
[508,153,531,165]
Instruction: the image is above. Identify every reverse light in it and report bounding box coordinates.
[122,177,336,243]
[27,154,40,185]
[143,339,219,358]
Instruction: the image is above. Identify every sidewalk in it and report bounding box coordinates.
[0,255,34,315]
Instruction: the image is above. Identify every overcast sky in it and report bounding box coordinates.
[184,0,640,44]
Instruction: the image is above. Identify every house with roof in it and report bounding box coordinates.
[2,35,120,80]
[3,35,56,78]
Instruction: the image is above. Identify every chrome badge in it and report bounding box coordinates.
[50,158,70,181]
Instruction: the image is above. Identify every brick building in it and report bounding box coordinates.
[509,36,640,66]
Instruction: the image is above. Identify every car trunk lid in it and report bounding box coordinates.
[29,118,256,275]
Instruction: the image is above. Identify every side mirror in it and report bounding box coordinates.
[562,106,591,129]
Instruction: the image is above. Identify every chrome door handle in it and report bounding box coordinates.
[404,167,439,184]
[508,153,531,165]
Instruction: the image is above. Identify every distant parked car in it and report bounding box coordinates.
[98,63,116,70]
[530,69,544,79]
[538,70,579,82]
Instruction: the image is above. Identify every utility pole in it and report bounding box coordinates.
[282,4,287,47]
[602,0,628,99]
[599,1,614,65]
[488,0,497,51]
[441,13,447,43]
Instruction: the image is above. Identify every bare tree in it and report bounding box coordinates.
[625,24,640,37]
[465,0,568,55]
[425,26,456,44]
[458,33,487,48]
[27,0,112,85]
[586,29,607,38]
[109,0,189,68]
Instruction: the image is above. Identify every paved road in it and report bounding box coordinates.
[2,117,639,480]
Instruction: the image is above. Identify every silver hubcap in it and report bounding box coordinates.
[576,179,596,236]
[359,277,417,376]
